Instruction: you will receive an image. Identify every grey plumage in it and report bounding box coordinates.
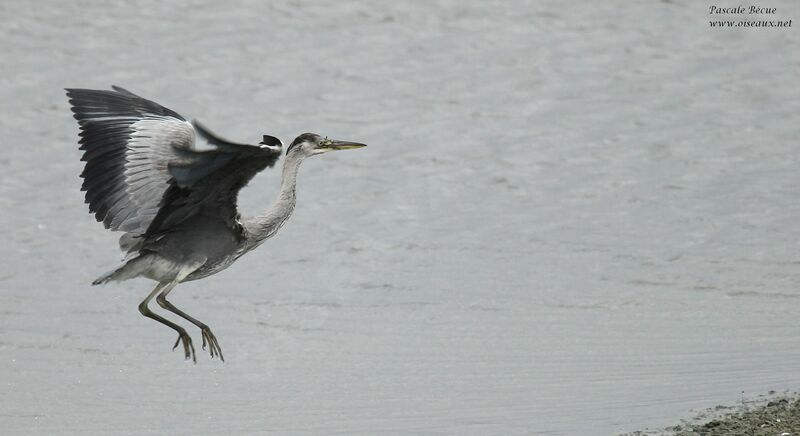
[66,86,366,362]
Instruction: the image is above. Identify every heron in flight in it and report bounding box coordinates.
[66,86,366,362]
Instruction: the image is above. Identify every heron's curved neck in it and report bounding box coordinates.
[244,152,303,249]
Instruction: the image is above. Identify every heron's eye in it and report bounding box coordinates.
[320,139,333,147]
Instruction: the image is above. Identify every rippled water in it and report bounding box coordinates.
[1,1,799,434]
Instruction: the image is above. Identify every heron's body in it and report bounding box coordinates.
[97,146,301,284]
[66,86,365,362]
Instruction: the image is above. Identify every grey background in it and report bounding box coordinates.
[1,1,799,434]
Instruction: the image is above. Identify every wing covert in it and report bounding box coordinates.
[67,86,284,254]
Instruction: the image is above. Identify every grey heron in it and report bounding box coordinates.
[65,86,366,362]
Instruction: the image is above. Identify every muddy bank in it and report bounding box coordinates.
[628,393,800,435]
[2,1,799,434]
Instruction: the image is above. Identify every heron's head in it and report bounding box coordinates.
[286,133,366,158]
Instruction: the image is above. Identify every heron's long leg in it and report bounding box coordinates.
[156,285,224,361]
[139,282,196,363]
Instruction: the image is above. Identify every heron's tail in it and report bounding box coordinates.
[92,267,122,285]
[91,256,144,285]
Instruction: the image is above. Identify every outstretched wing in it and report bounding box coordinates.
[66,86,198,235]
[66,86,282,252]
[144,121,284,240]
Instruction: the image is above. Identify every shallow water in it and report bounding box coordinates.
[1,1,799,434]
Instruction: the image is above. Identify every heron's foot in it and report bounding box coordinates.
[200,325,224,362]
[172,330,196,363]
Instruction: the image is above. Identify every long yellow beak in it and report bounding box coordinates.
[328,140,367,150]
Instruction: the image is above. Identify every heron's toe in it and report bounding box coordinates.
[172,331,196,363]
[200,327,223,362]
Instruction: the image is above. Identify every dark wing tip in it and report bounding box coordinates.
[66,86,186,122]
[260,135,282,148]
[110,85,138,97]
[191,119,214,140]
